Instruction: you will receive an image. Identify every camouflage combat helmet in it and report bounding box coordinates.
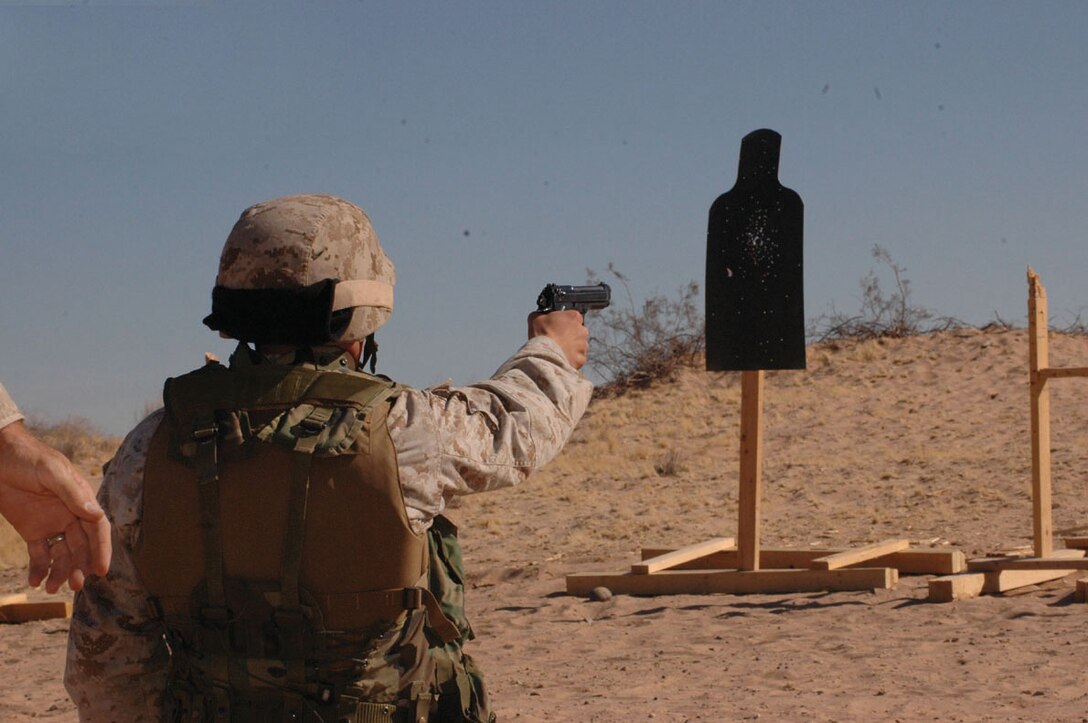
[203,194,395,345]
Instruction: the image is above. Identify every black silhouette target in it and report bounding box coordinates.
[706,129,805,371]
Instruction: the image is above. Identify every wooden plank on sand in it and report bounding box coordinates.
[929,563,1077,603]
[567,567,897,597]
[874,549,967,575]
[934,568,1079,602]
[928,573,986,603]
[1076,578,1088,603]
[983,567,1075,593]
[632,537,736,574]
[967,548,1086,572]
[639,547,966,575]
[809,539,910,570]
[1063,537,1088,550]
[641,547,812,569]
[0,593,28,607]
[0,600,72,623]
[968,558,1088,571]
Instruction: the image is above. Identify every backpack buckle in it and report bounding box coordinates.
[402,587,423,610]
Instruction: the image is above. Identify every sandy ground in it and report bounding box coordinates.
[4,328,1088,722]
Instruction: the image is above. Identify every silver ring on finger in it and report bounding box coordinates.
[45,532,66,548]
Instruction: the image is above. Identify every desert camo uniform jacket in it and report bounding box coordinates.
[0,383,24,430]
[64,336,593,721]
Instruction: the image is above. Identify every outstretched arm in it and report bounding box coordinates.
[0,385,111,592]
[390,312,595,531]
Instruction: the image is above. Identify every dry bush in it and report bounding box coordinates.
[585,264,705,396]
[0,523,26,569]
[26,416,117,470]
[585,247,969,398]
[653,449,686,477]
[1054,313,1088,335]
[809,245,963,342]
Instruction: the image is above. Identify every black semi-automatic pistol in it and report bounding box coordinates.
[536,282,611,315]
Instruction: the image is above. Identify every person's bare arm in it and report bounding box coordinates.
[0,421,111,592]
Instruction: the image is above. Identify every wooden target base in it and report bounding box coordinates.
[568,537,965,597]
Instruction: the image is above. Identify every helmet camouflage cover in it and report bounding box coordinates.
[204,194,395,344]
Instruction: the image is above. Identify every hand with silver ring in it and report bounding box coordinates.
[0,420,112,593]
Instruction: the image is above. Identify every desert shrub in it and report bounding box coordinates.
[25,416,118,470]
[585,264,705,395]
[584,247,958,395]
[653,449,686,477]
[1054,312,1088,335]
[28,416,96,461]
[809,245,961,342]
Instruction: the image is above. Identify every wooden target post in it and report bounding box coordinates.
[1028,268,1055,558]
[738,369,764,570]
[569,130,962,598]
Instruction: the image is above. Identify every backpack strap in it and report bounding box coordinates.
[191,410,226,613]
[188,410,251,699]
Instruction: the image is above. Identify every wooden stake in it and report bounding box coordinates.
[738,370,764,571]
[1028,268,1053,558]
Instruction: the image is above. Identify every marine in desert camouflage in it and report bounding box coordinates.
[65,194,592,722]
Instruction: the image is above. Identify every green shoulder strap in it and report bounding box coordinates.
[163,361,398,429]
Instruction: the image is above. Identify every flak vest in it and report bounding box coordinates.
[132,351,458,723]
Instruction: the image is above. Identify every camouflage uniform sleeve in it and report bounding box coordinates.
[389,336,593,533]
[0,382,24,429]
[65,410,169,722]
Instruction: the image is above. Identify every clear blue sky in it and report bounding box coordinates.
[2,1,1086,435]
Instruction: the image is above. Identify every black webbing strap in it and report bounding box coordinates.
[192,415,249,705]
[362,333,379,373]
[278,434,319,687]
[281,450,314,613]
[192,414,226,611]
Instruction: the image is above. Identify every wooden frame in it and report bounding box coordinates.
[567,537,965,597]
[927,269,1088,602]
[568,348,964,598]
[1028,268,1088,555]
[572,269,1088,603]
